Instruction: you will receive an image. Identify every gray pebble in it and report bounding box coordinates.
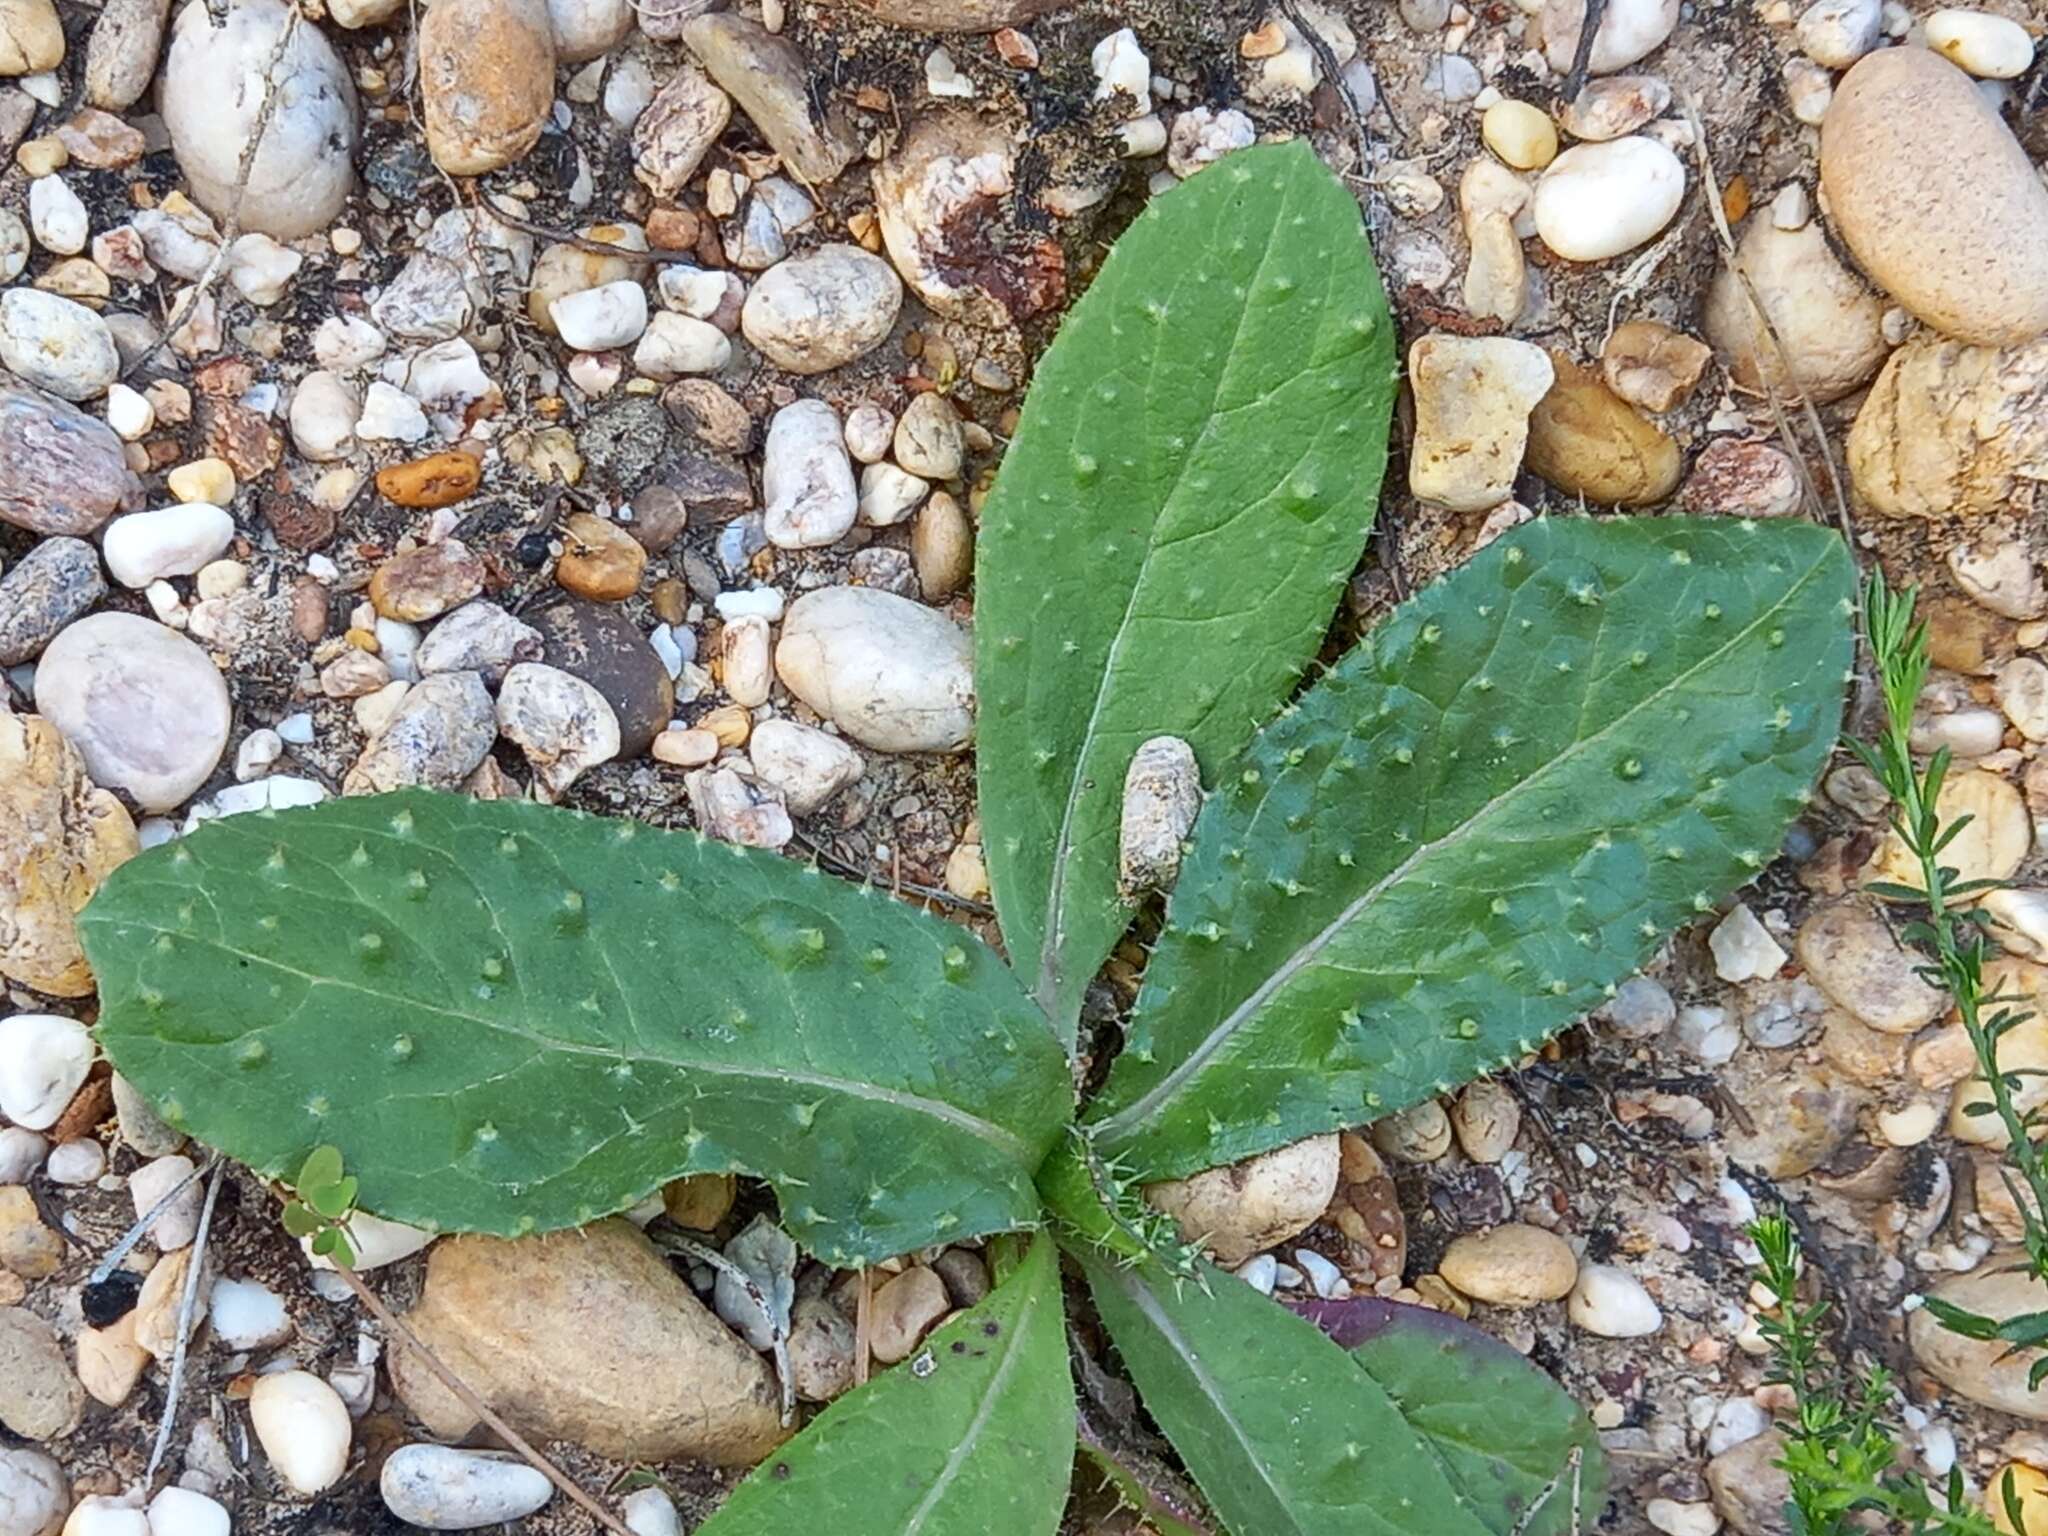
[0,539,106,666]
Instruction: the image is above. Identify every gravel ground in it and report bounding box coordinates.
[3,1,2048,1534]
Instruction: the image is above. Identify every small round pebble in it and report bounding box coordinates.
[1481,99,1557,170]
[43,1140,104,1186]
[1438,1223,1578,1306]
[249,1370,352,1495]
[1925,8,2033,78]
[1533,136,1684,262]
[0,1014,92,1132]
[1567,1263,1663,1337]
[34,612,232,812]
[144,1487,228,1536]
[209,1278,292,1352]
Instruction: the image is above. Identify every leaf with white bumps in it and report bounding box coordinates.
[975,140,1396,1046]
[697,1235,1073,1536]
[1087,517,1855,1178]
[82,791,1071,1265]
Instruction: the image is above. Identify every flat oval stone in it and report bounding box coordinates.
[381,1446,550,1530]
[1821,47,2048,346]
[32,613,232,813]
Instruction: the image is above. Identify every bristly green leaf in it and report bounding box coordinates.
[1088,516,1856,1176]
[1082,1252,1599,1536]
[696,1234,1074,1536]
[1288,1296,1607,1535]
[976,140,1396,1045]
[82,791,1072,1266]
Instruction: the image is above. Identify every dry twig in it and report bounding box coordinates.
[144,1159,225,1488]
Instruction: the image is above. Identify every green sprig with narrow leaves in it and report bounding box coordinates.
[1850,575,2048,1361]
[1749,1213,1997,1535]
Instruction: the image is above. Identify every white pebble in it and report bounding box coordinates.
[762,398,856,550]
[621,1488,680,1536]
[380,1445,551,1530]
[45,1139,105,1185]
[1926,8,2034,78]
[249,1370,352,1495]
[1706,1395,1771,1455]
[842,402,894,463]
[0,1014,93,1131]
[1532,136,1685,262]
[356,381,429,443]
[101,504,237,590]
[1567,1263,1662,1337]
[0,1127,47,1183]
[1293,1248,1347,1300]
[714,588,785,623]
[1708,903,1788,982]
[130,1153,202,1249]
[65,1498,148,1536]
[1645,1499,1721,1536]
[1794,0,1880,67]
[633,312,730,379]
[28,175,88,256]
[1235,1254,1279,1294]
[226,233,302,305]
[1092,27,1150,111]
[1674,1004,1739,1065]
[857,462,928,527]
[550,279,649,351]
[146,1486,230,1536]
[106,383,157,441]
[209,1277,293,1351]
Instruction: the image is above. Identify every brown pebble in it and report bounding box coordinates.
[628,485,689,552]
[368,539,486,622]
[645,205,700,250]
[1598,319,1710,414]
[1524,352,1681,507]
[701,704,750,748]
[376,450,483,510]
[662,378,754,453]
[290,579,330,644]
[555,514,647,602]
[912,491,973,601]
[869,1266,949,1365]
[650,577,688,627]
[261,488,337,551]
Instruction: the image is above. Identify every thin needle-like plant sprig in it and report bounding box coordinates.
[1849,576,2048,1324]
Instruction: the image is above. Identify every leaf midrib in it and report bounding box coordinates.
[1092,540,1838,1147]
[901,1264,1044,1535]
[1111,1266,1304,1536]
[102,916,1038,1164]
[1030,166,1309,1022]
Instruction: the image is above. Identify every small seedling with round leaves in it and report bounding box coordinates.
[280,1144,359,1267]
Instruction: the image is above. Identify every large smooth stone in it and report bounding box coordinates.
[1821,47,2048,347]
[161,0,358,239]
[0,382,143,536]
[32,613,232,813]
[0,713,138,998]
[419,0,555,176]
[774,586,974,753]
[387,1222,785,1467]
